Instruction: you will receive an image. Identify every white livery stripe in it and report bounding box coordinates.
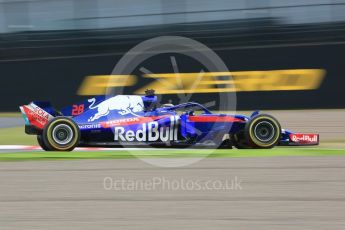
[174,115,179,141]
[169,116,174,141]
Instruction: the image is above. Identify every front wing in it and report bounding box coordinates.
[279,130,319,146]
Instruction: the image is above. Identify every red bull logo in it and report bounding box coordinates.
[88,95,144,122]
[290,134,318,144]
[114,116,178,142]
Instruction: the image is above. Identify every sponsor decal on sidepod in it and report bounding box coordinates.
[114,116,179,142]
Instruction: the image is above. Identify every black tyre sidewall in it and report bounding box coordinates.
[37,135,52,151]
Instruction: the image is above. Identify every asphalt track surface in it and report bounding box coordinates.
[0,156,345,229]
[0,117,22,128]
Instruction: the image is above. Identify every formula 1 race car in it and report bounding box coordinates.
[19,90,319,151]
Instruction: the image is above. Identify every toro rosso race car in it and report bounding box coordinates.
[19,90,319,151]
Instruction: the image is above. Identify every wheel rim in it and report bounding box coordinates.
[253,121,275,142]
[52,124,74,145]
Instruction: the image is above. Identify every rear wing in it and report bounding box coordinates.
[19,102,55,130]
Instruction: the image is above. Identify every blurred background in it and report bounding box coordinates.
[1,2,345,229]
[0,0,345,111]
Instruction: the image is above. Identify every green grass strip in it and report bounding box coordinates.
[0,148,345,161]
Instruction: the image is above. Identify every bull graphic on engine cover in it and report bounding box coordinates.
[88,95,144,122]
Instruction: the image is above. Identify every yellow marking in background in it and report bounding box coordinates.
[231,69,326,92]
[135,69,326,94]
[77,75,136,95]
[77,69,325,95]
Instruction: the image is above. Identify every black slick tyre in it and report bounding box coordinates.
[245,114,281,149]
[42,117,80,151]
[37,135,52,151]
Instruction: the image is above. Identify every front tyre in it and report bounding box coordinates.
[245,114,281,149]
[42,117,80,151]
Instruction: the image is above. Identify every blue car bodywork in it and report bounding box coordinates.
[20,93,319,150]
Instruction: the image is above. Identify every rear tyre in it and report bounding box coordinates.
[245,114,281,149]
[42,117,80,151]
[37,135,52,151]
